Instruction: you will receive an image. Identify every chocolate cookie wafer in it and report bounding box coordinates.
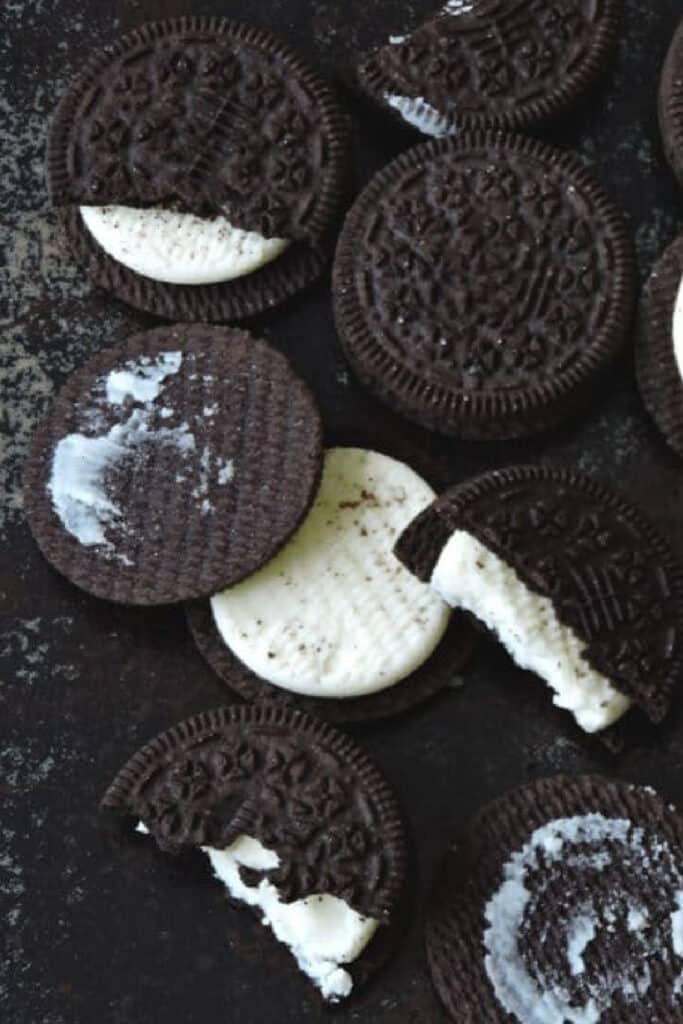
[24,325,322,605]
[356,0,622,136]
[636,233,683,459]
[333,132,635,440]
[47,17,351,321]
[660,15,683,189]
[102,705,408,1002]
[395,464,683,731]
[428,775,683,1023]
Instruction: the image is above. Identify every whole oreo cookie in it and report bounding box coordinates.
[333,132,635,440]
[102,705,407,1001]
[47,18,351,321]
[427,775,683,1023]
[24,325,322,605]
[636,234,683,459]
[659,16,683,189]
[395,464,683,731]
[356,0,622,136]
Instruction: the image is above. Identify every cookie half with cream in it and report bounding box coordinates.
[187,447,477,721]
[427,775,683,1023]
[636,233,683,460]
[101,705,407,1002]
[47,17,350,321]
[355,0,621,137]
[395,464,683,733]
[24,324,322,604]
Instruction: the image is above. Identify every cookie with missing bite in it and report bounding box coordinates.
[102,705,408,1003]
[395,464,683,732]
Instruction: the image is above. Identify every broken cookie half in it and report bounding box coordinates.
[395,464,683,734]
[101,705,407,1002]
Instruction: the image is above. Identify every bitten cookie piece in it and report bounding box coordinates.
[24,325,322,605]
[187,447,476,722]
[636,233,683,460]
[395,465,683,732]
[102,705,407,1002]
[333,132,635,440]
[427,775,683,1023]
[47,17,350,321]
[356,0,622,136]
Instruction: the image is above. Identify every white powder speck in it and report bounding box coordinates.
[217,459,234,485]
[389,34,406,44]
[444,0,475,13]
[566,911,597,976]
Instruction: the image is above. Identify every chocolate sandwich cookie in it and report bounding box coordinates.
[356,0,622,136]
[102,705,408,1001]
[24,325,322,605]
[47,17,351,321]
[636,234,683,459]
[186,447,477,721]
[427,775,683,1023]
[659,16,683,189]
[395,464,683,732]
[333,132,635,440]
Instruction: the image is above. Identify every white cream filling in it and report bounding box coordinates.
[80,205,289,286]
[430,531,632,732]
[383,94,456,137]
[484,814,683,1023]
[672,275,683,378]
[210,447,450,699]
[136,825,377,1001]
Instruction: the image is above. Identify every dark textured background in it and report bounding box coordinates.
[3,2,683,1021]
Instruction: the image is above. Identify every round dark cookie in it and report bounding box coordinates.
[356,0,622,135]
[659,16,683,189]
[333,132,635,441]
[395,464,683,723]
[47,17,351,320]
[185,599,478,724]
[24,325,322,606]
[427,775,683,1023]
[636,233,683,460]
[102,704,408,994]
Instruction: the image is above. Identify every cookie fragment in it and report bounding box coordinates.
[356,0,622,135]
[24,325,322,605]
[395,465,683,730]
[659,16,683,189]
[636,233,683,460]
[208,448,451,701]
[333,132,635,440]
[102,705,407,1000]
[47,17,351,319]
[428,775,683,1023]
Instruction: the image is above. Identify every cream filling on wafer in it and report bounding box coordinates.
[383,94,455,137]
[484,813,683,1022]
[430,531,632,732]
[672,276,683,375]
[80,205,289,286]
[210,447,451,699]
[136,824,377,1001]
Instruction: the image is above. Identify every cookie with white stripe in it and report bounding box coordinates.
[24,325,322,605]
[427,775,683,1023]
[355,0,622,136]
[333,132,635,440]
[636,234,683,460]
[48,17,351,321]
[395,465,683,732]
[186,448,475,718]
[101,705,408,1002]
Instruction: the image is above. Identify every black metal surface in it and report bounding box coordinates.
[3,2,683,1021]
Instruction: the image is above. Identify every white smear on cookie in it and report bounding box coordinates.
[672,275,683,378]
